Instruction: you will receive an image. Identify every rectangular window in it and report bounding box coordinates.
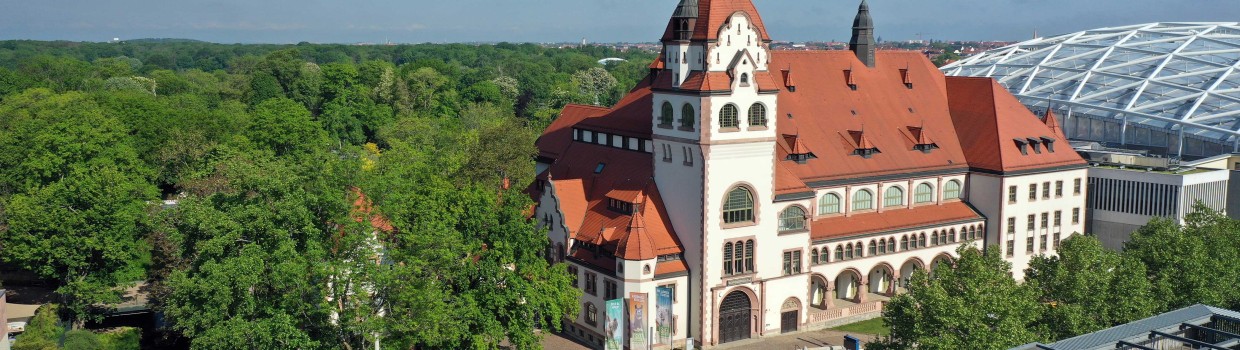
[1007,217,1016,235]
[1054,211,1062,227]
[1056,181,1064,197]
[1040,233,1048,251]
[1027,214,1036,231]
[744,241,754,273]
[569,266,579,288]
[585,272,597,296]
[1027,235,1035,253]
[1041,213,1049,229]
[1029,184,1037,201]
[1074,178,1082,195]
[605,279,617,300]
[1008,185,1017,203]
[1043,182,1051,199]
[793,251,802,274]
[1007,239,1015,256]
[783,251,792,275]
[1073,208,1081,224]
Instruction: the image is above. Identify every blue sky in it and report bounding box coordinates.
[2,0,1237,44]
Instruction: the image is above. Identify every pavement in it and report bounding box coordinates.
[540,328,879,350]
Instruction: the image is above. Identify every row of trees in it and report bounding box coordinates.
[0,40,649,348]
[872,204,1240,349]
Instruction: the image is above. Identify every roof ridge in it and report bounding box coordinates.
[983,80,1007,170]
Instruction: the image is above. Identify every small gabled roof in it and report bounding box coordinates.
[946,77,1085,173]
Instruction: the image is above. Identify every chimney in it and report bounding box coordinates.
[849,0,876,68]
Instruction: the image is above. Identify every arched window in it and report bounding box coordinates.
[723,242,734,275]
[680,103,695,129]
[660,102,674,126]
[845,243,854,259]
[720,104,740,128]
[900,236,909,251]
[820,248,829,263]
[853,190,875,211]
[744,240,754,272]
[915,183,935,204]
[868,240,877,256]
[740,73,750,85]
[723,187,754,224]
[811,248,819,265]
[835,245,845,261]
[887,239,896,253]
[931,231,940,246]
[779,206,806,232]
[853,241,864,258]
[944,180,962,200]
[586,303,598,325]
[819,193,842,215]
[919,233,928,247]
[748,103,767,127]
[884,187,905,207]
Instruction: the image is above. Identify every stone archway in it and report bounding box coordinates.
[834,269,864,303]
[931,253,955,272]
[898,258,925,290]
[808,274,830,309]
[868,263,897,296]
[718,290,754,344]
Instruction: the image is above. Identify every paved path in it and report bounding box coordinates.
[539,328,878,350]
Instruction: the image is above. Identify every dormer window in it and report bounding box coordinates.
[740,73,750,86]
[914,142,939,153]
[1014,139,1029,155]
[1041,137,1056,153]
[900,69,912,89]
[855,147,880,158]
[787,153,818,164]
[910,126,938,154]
[844,69,857,90]
[850,130,880,159]
[608,198,634,214]
[1027,138,1043,154]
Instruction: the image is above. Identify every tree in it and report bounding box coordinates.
[246,98,329,157]
[1025,235,1156,340]
[1124,203,1240,311]
[571,67,617,106]
[869,246,1045,350]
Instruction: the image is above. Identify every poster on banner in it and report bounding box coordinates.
[604,299,624,350]
[655,286,672,345]
[629,292,648,350]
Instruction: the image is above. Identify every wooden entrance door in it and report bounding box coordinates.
[718,292,751,344]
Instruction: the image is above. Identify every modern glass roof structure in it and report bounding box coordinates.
[942,23,1240,159]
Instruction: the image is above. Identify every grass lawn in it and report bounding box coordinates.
[831,318,891,336]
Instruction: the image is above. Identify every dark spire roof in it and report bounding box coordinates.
[849,0,877,68]
[673,0,699,18]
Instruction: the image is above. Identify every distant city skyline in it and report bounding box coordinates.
[2,0,1237,44]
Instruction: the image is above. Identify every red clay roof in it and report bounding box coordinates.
[769,51,971,185]
[351,188,393,232]
[946,77,1086,173]
[1043,107,1068,139]
[545,141,683,261]
[661,0,771,43]
[537,104,608,160]
[811,201,983,241]
[654,259,688,276]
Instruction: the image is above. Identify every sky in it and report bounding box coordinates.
[1,0,1238,44]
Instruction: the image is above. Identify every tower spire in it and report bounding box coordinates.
[849,0,876,68]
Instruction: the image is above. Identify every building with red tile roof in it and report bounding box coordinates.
[532,1,1087,347]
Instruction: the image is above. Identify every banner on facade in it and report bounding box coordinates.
[604,298,624,350]
[629,292,648,350]
[655,286,673,345]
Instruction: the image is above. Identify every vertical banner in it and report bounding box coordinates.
[655,286,672,345]
[629,292,648,350]
[604,299,624,350]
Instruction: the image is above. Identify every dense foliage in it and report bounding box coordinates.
[0,39,646,349]
[872,203,1240,349]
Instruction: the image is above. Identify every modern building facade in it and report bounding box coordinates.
[530,0,1088,347]
[941,23,1240,160]
[1010,304,1240,350]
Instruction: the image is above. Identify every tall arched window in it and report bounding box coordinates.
[835,245,844,261]
[720,104,740,128]
[853,190,875,211]
[744,240,755,272]
[900,236,909,251]
[723,242,734,275]
[868,240,878,256]
[845,243,854,259]
[659,102,674,126]
[919,233,927,247]
[884,187,905,207]
[877,238,887,254]
[779,206,806,232]
[887,239,896,253]
[853,241,863,258]
[944,180,962,200]
[931,231,940,246]
[811,248,819,265]
[680,103,695,129]
[819,193,842,215]
[915,183,935,204]
[748,103,767,127]
[820,248,829,263]
[723,187,755,224]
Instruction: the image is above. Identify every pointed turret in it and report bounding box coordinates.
[849,0,877,68]
[617,195,656,260]
[1044,106,1067,139]
[669,0,699,41]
